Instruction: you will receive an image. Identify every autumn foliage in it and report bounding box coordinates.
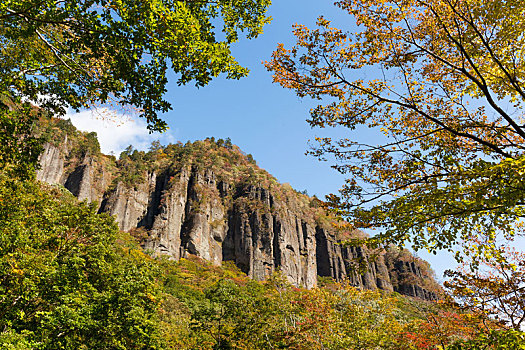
[266,0,525,259]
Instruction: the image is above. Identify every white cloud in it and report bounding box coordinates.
[65,109,176,155]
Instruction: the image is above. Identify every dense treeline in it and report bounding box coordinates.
[0,175,163,349]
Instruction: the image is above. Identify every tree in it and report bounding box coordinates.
[187,279,268,349]
[266,0,525,257]
[224,137,233,149]
[448,329,525,350]
[0,97,44,179]
[1,0,271,132]
[0,174,163,348]
[444,243,525,331]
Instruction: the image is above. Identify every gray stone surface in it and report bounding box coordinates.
[36,142,66,184]
[37,140,439,298]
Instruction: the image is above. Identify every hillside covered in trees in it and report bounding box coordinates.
[0,115,518,349]
[0,117,509,348]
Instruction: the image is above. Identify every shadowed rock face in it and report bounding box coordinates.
[37,140,439,299]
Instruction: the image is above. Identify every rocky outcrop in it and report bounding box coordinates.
[99,172,158,231]
[315,227,394,291]
[36,142,66,184]
[37,142,114,204]
[64,157,113,203]
[388,259,438,300]
[36,135,440,299]
[222,190,317,288]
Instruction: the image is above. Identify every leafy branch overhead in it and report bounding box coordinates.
[0,0,271,131]
[266,0,525,256]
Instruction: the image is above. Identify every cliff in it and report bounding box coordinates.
[35,118,440,299]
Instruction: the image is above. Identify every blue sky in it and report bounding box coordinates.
[158,0,353,197]
[71,1,354,198]
[68,1,457,279]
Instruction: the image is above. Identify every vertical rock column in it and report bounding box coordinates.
[143,167,191,259]
[223,186,318,288]
[99,172,157,231]
[179,169,228,265]
[36,142,66,184]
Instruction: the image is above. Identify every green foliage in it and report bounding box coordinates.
[116,146,155,187]
[0,96,44,179]
[0,330,37,350]
[149,140,163,153]
[1,0,271,131]
[81,131,100,154]
[1,115,496,348]
[54,118,77,136]
[448,330,525,350]
[444,243,525,331]
[0,168,495,349]
[113,138,277,192]
[0,175,163,349]
[246,153,256,165]
[36,117,101,159]
[154,257,486,350]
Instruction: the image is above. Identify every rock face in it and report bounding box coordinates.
[315,228,394,291]
[37,142,114,204]
[37,141,67,184]
[388,259,438,300]
[37,136,439,299]
[222,185,318,288]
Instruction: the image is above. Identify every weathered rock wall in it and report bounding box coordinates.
[37,142,113,204]
[37,141,439,298]
[36,140,67,184]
